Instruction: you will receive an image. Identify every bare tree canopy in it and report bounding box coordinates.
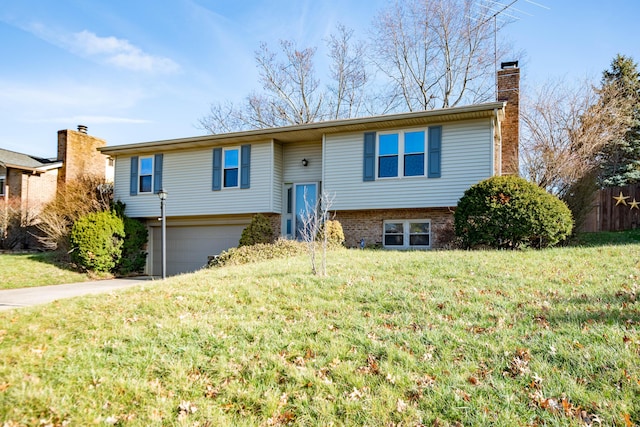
[370,0,499,111]
[199,0,507,134]
[520,78,631,198]
[199,25,370,134]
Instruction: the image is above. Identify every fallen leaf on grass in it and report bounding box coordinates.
[396,398,408,413]
[506,348,530,377]
[177,401,197,419]
[468,376,480,386]
[455,389,471,402]
[623,413,634,427]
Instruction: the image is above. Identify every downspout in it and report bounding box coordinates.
[321,133,326,189]
[494,108,502,176]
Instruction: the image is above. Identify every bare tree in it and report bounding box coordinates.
[521,79,630,197]
[298,189,336,276]
[521,78,632,229]
[200,24,372,134]
[0,198,37,249]
[326,24,370,119]
[369,0,499,111]
[36,176,113,251]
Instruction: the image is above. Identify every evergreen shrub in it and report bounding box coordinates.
[117,217,148,275]
[454,176,573,249]
[69,211,125,272]
[317,220,345,246]
[238,214,274,247]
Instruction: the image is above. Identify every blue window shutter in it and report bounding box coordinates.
[212,148,222,191]
[240,144,251,189]
[153,154,163,194]
[428,126,442,178]
[130,156,138,196]
[363,132,376,181]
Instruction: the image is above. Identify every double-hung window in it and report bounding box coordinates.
[223,148,239,188]
[404,131,425,176]
[138,157,153,193]
[377,131,426,178]
[383,220,431,249]
[378,134,399,178]
[0,175,5,196]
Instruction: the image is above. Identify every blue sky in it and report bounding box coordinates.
[1,0,639,157]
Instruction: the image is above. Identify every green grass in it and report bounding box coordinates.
[1,240,640,425]
[0,253,89,290]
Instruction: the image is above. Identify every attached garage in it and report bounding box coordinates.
[150,223,247,276]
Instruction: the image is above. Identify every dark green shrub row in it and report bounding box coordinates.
[209,238,307,268]
[454,176,573,249]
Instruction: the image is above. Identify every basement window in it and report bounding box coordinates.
[383,220,431,249]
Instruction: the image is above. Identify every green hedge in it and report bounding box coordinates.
[454,176,573,249]
[69,211,125,272]
[209,238,306,268]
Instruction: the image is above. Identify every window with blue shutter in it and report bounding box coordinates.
[223,148,239,188]
[153,154,163,193]
[428,126,442,178]
[138,157,153,193]
[240,144,251,189]
[363,132,376,181]
[130,156,138,196]
[212,148,222,191]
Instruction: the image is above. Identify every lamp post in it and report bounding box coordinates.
[158,189,168,279]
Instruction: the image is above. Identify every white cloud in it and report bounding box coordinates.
[26,24,180,74]
[70,30,180,73]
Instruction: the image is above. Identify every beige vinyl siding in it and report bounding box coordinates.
[282,141,322,183]
[324,120,494,210]
[114,142,274,218]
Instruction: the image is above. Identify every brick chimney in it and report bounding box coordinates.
[497,61,520,175]
[57,126,108,186]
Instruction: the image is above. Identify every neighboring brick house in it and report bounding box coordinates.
[101,63,520,276]
[0,126,113,248]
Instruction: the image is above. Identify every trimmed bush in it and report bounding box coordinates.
[209,238,306,268]
[69,211,125,272]
[117,217,148,275]
[454,176,573,249]
[238,214,274,247]
[317,220,345,246]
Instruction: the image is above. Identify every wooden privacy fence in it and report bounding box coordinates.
[582,184,640,232]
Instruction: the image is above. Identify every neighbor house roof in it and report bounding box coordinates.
[0,148,62,173]
[99,102,506,156]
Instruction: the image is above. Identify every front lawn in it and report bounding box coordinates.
[1,240,639,425]
[0,252,88,290]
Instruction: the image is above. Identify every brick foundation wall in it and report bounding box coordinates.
[497,64,520,176]
[333,207,455,249]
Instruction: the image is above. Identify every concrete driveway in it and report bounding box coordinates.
[0,277,155,311]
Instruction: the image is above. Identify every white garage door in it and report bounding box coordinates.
[152,225,246,276]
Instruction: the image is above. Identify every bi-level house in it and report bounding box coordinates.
[100,63,520,276]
